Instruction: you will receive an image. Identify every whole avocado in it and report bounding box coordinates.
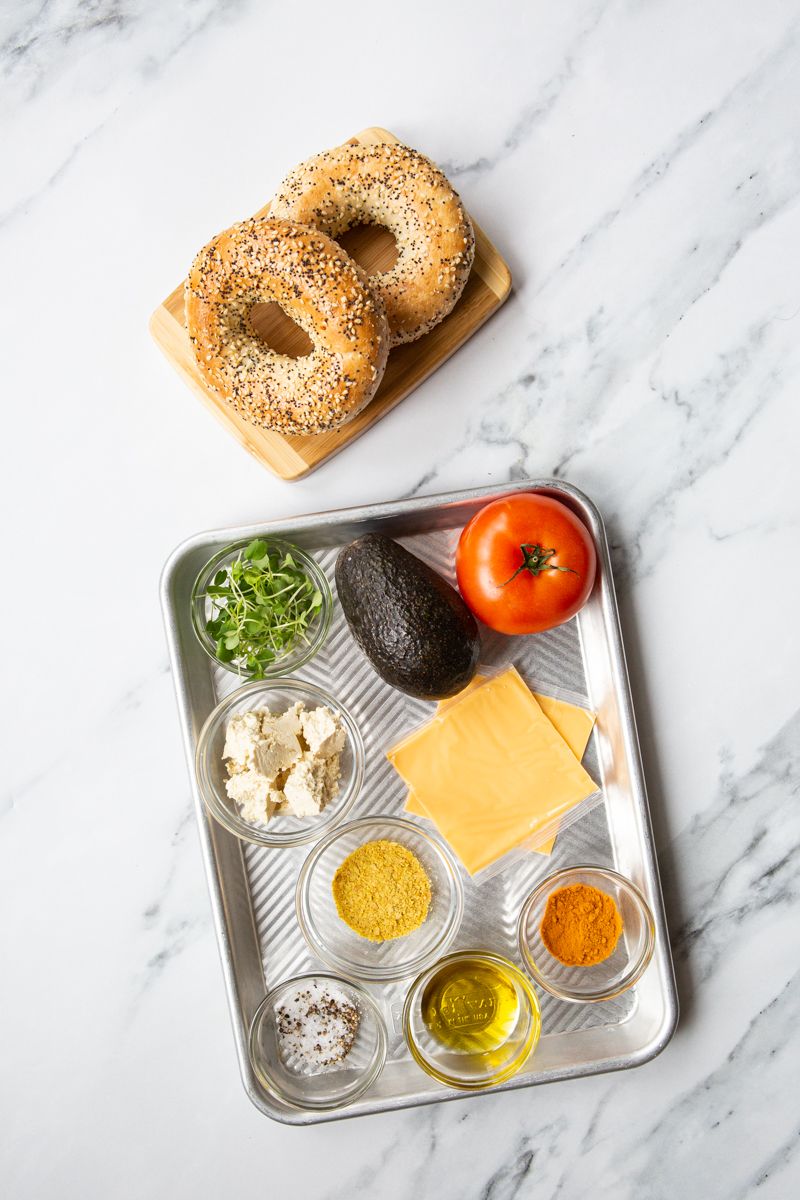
[335,533,481,700]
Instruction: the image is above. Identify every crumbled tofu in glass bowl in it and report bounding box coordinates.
[196,680,364,847]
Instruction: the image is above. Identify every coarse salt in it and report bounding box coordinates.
[276,981,360,1071]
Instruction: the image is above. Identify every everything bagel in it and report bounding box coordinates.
[185,218,389,435]
[270,142,475,346]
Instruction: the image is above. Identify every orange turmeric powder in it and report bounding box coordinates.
[540,883,622,966]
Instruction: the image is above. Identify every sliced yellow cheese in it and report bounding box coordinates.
[403,675,595,856]
[528,830,558,857]
[388,667,598,875]
[532,693,596,761]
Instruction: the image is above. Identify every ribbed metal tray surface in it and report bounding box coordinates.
[161,480,678,1124]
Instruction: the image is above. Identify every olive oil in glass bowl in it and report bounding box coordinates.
[403,950,541,1090]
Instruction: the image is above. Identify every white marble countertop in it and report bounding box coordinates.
[3,1,799,1196]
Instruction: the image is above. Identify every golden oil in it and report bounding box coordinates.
[421,956,520,1054]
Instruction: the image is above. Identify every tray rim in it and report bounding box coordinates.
[160,479,679,1124]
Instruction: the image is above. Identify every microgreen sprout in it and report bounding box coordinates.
[204,540,323,677]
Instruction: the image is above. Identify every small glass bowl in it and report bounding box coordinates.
[195,678,364,848]
[249,973,387,1111]
[191,538,333,679]
[403,950,541,1091]
[517,865,656,1003]
[296,817,464,983]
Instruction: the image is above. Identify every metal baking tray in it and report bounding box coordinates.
[161,479,678,1124]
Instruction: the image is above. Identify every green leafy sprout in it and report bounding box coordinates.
[204,540,323,678]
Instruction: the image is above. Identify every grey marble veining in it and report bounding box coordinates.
[2,0,799,1196]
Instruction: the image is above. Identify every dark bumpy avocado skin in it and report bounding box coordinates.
[335,533,481,700]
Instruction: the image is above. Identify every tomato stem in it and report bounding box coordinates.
[501,543,579,586]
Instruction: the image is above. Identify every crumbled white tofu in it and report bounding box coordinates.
[324,756,342,789]
[223,710,263,768]
[222,702,346,824]
[270,702,304,740]
[253,727,301,779]
[225,769,279,824]
[300,706,347,757]
[283,758,327,817]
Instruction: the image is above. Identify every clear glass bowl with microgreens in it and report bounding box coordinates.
[191,538,332,679]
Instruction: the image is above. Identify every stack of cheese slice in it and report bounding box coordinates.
[388,667,598,876]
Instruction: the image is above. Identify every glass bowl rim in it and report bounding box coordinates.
[190,537,333,679]
[248,971,388,1110]
[516,864,656,1003]
[295,815,465,983]
[194,677,365,848]
[402,948,542,1091]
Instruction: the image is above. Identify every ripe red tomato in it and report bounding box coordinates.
[456,494,597,634]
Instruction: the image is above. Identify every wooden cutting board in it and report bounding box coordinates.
[149,127,512,481]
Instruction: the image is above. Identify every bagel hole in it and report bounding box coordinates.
[338,223,398,273]
[249,302,314,358]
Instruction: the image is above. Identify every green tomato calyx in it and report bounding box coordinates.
[501,542,578,586]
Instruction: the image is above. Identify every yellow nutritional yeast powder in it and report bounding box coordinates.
[421,958,520,1053]
[332,839,432,942]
